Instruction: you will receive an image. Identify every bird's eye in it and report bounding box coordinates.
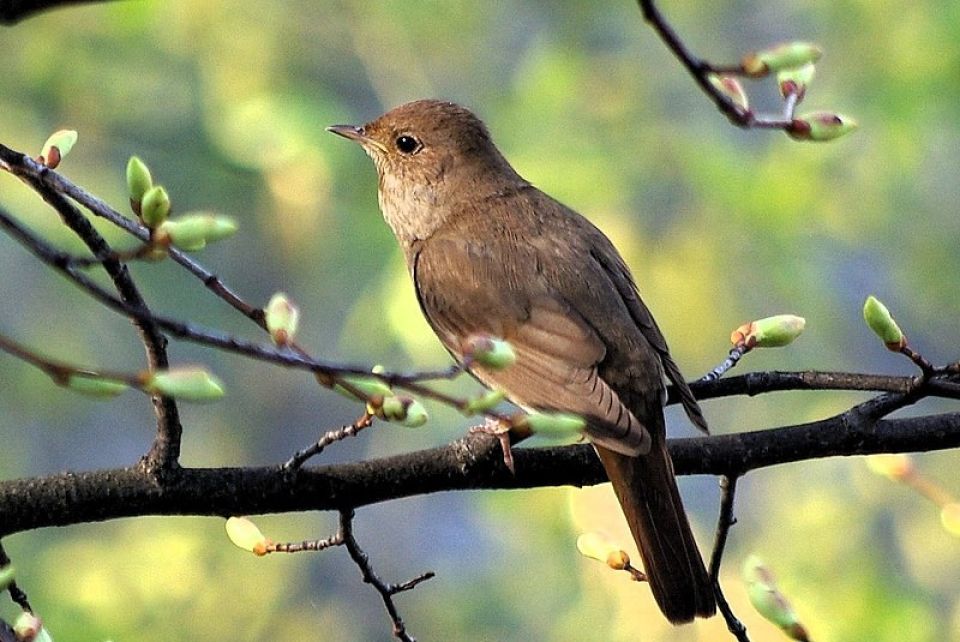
[395,135,421,155]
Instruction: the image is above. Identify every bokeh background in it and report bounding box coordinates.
[1,1,959,640]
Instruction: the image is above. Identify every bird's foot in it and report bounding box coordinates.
[469,418,515,474]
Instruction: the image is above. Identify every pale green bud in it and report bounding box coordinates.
[225,516,270,556]
[333,375,393,401]
[39,129,78,169]
[140,185,171,228]
[0,564,14,591]
[742,42,822,77]
[463,335,516,370]
[264,292,300,346]
[463,390,507,415]
[126,156,153,209]
[63,374,129,398]
[788,112,858,142]
[708,74,749,111]
[731,315,806,348]
[13,611,42,642]
[743,555,810,641]
[143,367,225,402]
[155,214,238,251]
[517,412,586,438]
[380,395,429,427]
[576,532,631,570]
[777,63,816,100]
[863,295,905,349]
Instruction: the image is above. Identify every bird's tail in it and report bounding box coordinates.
[595,433,716,623]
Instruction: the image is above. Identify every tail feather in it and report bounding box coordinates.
[595,439,715,623]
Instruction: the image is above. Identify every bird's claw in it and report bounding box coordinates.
[469,418,515,474]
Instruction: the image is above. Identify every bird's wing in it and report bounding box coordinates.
[588,246,709,434]
[411,236,652,456]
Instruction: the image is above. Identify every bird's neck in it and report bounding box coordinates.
[377,155,527,247]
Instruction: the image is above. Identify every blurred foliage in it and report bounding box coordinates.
[1,1,959,640]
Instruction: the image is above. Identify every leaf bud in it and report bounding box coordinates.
[63,374,129,398]
[777,63,816,101]
[333,375,393,401]
[743,555,810,641]
[126,156,153,212]
[463,390,507,415]
[143,366,225,402]
[140,185,171,228]
[264,292,300,346]
[730,315,806,348]
[787,111,858,142]
[13,612,42,642]
[576,532,630,570]
[39,129,78,169]
[462,334,516,370]
[225,517,271,556]
[379,395,429,427]
[742,42,822,77]
[862,295,905,350]
[708,74,749,111]
[515,411,586,438]
[155,214,238,251]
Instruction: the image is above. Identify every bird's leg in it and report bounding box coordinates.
[469,417,515,473]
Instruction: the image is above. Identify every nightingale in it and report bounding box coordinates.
[328,99,716,624]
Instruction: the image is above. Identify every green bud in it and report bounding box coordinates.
[126,156,153,208]
[517,412,586,438]
[140,185,171,228]
[225,516,270,556]
[777,63,816,101]
[380,395,429,427]
[463,390,507,415]
[787,112,858,142]
[333,375,393,401]
[751,315,806,348]
[708,74,749,111]
[264,292,300,346]
[576,532,631,570]
[13,611,42,642]
[143,367,225,402]
[743,555,809,641]
[155,214,238,250]
[742,42,822,77]
[463,335,516,370]
[0,564,15,591]
[39,129,78,169]
[63,374,129,398]
[863,295,905,349]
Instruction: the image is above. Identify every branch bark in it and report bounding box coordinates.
[1,410,957,537]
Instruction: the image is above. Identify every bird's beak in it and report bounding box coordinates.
[326,124,387,153]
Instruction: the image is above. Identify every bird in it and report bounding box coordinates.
[328,99,716,624]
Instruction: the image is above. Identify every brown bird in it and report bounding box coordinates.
[328,99,716,624]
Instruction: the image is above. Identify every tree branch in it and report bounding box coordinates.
[0,410,957,537]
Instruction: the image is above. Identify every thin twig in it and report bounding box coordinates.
[284,413,375,471]
[339,509,434,642]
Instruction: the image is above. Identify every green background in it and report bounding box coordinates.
[1,1,958,640]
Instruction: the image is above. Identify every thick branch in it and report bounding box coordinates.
[0,411,957,537]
